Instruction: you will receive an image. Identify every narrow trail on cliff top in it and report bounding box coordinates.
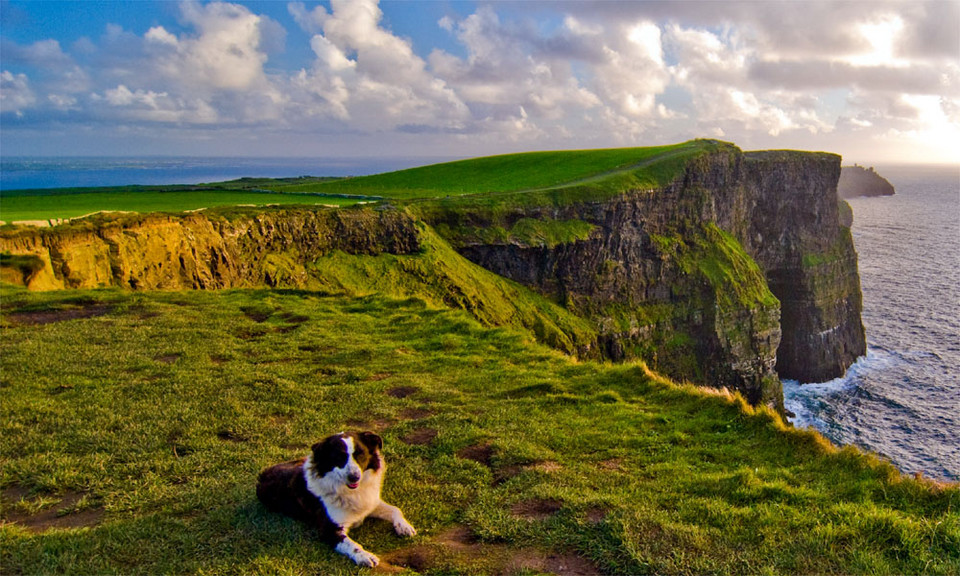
[405,146,697,204]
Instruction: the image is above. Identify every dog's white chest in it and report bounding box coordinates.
[324,475,382,527]
[304,457,384,529]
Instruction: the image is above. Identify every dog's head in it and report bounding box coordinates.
[309,431,383,490]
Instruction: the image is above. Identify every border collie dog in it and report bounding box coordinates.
[256,431,416,567]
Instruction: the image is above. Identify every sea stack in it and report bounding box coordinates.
[837,165,895,198]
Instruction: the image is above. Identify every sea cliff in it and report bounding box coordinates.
[0,141,867,408]
[424,145,866,402]
[837,165,895,198]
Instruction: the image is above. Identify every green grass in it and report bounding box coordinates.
[276,140,721,201]
[2,286,957,575]
[1,140,727,223]
[0,190,363,223]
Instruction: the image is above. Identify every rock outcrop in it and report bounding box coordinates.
[837,165,895,198]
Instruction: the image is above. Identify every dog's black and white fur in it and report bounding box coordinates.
[256,431,415,567]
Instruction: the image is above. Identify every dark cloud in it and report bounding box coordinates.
[749,60,955,94]
[899,0,960,60]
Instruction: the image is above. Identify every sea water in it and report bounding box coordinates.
[0,156,453,191]
[784,165,960,481]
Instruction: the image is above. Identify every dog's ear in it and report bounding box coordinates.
[359,431,383,452]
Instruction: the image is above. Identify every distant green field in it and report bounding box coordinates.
[1,140,725,223]
[276,140,717,200]
[0,191,362,223]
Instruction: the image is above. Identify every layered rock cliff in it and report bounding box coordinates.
[422,145,866,400]
[0,209,421,291]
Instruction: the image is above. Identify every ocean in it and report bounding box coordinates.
[1,157,957,481]
[0,156,455,191]
[784,165,960,482]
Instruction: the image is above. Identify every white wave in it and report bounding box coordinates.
[783,347,897,431]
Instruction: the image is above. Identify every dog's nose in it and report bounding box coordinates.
[347,473,361,484]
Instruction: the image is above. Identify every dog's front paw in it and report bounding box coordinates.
[352,549,380,567]
[336,539,380,567]
[394,518,416,537]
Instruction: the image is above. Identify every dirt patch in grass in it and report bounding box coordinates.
[505,549,601,575]
[216,429,249,443]
[241,307,272,323]
[400,407,433,420]
[386,386,419,399]
[277,312,309,324]
[298,344,335,353]
[273,325,301,334]
[1,487,104,532]
[154,353,181,364]
[368,372,393,382]
[585,507,608,524]
[235,327,270,340]
[381,524,599,575]
[457,443,495,467]
[381,525,480,572]
[400,427,438,445]
[530,460,562,473]
[598,458,624,471]
[6,304,113,325]
[490,460,561,486]
[511,498,563,521]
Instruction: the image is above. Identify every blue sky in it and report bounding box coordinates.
[1,0,958,163]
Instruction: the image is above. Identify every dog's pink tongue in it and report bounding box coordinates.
[347,482,359,489]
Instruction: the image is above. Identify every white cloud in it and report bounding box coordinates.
[0,0,957,163]
[289,0,469,131]
[0,71,36,115]
[152,1,270,92]
[95,84,218,124]
[145,26,178,46]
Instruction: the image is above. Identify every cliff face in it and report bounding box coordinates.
[0,209,421,291]
[739,152,866,383]
[430,146,865,400]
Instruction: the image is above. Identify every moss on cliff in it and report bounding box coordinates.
[306,223,596,354]
[656,223,779,313]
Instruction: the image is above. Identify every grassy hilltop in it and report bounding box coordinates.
[274,141,706,201]
[1,140,718,223]
[1,141,958,574]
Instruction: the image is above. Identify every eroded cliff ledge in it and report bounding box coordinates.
[0,141,867,408]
